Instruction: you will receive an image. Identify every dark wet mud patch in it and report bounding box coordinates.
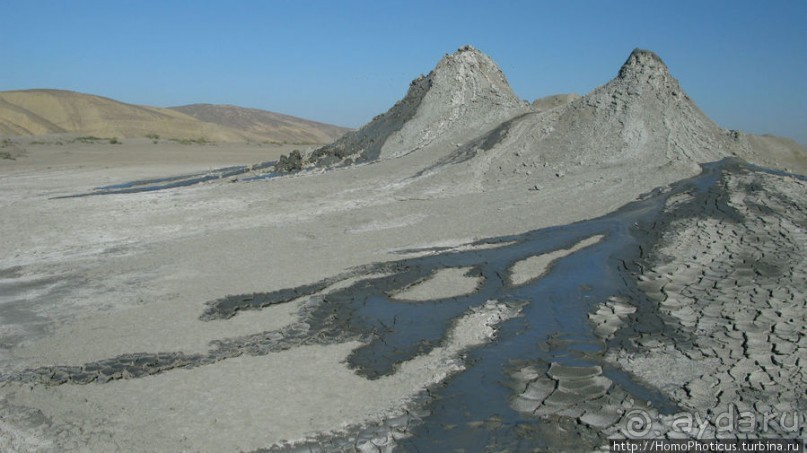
[9,352,208,385]
[53,160,277,198]
[200,280,333,321]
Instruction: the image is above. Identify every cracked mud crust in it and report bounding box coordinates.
[606,167,807,441]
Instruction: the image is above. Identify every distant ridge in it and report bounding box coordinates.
[169,104,348,144]
[0,89,349,144]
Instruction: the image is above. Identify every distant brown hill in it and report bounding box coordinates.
[169,104,348,144]
[0,89,349,144]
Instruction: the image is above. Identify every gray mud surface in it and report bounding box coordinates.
[5,158,802,450]
[307,75,432,167]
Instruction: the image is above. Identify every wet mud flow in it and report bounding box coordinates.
[53,160,277,197]
[6,158,789,450]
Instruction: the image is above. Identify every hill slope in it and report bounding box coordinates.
[483,49,733,176]
[168,104,349,144]
[0,89,348,144]
[479,49,807,180]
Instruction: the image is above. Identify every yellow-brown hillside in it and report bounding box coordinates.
[0,89,349,144]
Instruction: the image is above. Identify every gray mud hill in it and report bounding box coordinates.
[289,48,805,184]
[406,48,807,195]
[541,49,731,167]
[302,45,527,168]
[465,49,739,189]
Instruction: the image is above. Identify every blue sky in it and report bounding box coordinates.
[2,1,805,143]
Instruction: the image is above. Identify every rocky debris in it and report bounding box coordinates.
[274,149,303,173]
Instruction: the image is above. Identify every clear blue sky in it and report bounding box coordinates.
[2,1,805,144]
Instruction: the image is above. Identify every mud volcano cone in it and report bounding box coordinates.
[547,48,730,169]
[307,45,526,167]
[433,48,742,189]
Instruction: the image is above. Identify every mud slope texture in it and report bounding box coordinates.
[307,45,526,167]
[487,50,734,183]
[380,45,527,159]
